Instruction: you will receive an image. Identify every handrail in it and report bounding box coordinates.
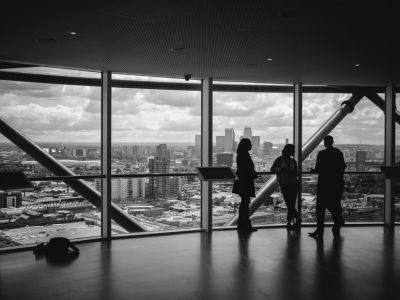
[26,171,383,182]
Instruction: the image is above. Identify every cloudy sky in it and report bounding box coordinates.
[0,69,395,146]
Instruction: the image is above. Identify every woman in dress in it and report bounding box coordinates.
[234,138,258,232]
[271,144,301,229]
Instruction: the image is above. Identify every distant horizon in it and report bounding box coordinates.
[0,141,390,147]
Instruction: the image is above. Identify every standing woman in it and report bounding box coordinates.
[271,144,301,229]
[233,138,258,232]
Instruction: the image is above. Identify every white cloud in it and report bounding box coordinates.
[0,80,390,144]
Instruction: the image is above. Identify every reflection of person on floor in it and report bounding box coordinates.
[271,144,301,229]
[233,138,258,232]
[309,135,346,239]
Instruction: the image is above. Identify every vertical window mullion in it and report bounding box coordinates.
[201,78,213,232]
[101,71,112,238]
[384,84,395,226]
[294,83,302,216]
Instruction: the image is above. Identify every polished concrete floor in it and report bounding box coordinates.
[0,227,399,300]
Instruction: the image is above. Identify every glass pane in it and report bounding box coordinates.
[0,179,101,248]
[302,93,384,172]
[301,173,384,223]
[213,91,293,226]
[213,92,293,166]
[111,87,201,172]
[111,175,201,234]
[111,86,201,233]
[0,80,101,175]
[0,66,100,78]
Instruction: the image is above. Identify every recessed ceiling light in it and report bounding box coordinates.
[266,58,273,61]
[355,64,360,67]
[168,46,185,52]
[68,31,77,35]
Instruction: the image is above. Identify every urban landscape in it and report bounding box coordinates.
[1,126,399,248]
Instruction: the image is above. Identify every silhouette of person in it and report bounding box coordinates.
[271,144,301,229]
[309,135,346,239]
[233,138,258,232]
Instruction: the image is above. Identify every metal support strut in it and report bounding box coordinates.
[226,92,364,226]
[0,115,146,232]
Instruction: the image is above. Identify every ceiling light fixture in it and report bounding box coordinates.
[266,58,273,61]
[355,64,360,67]
[68,31,77,35]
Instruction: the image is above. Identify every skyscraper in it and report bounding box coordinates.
[263,142,273,155]
[148,144,171,201]
[251,136,260,153]
[244,127,252,139]
[224,128,235,153]
[215,136,225,153]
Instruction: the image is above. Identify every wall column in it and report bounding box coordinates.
[384,84,395,227]
[294,83,302,218]
[101,71,112,238]
[201,78,213,232]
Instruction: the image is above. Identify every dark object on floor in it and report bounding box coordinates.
[33,237,80,259]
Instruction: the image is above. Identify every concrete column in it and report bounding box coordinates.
[201,78,213,232]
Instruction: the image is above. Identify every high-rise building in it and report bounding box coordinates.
[251,136,260,153]
[95,178,144,202]
[263,142,273,155]
[148,144,171,201]
[195,135,201,158]
[156,144,169,159]
[215,136,225,153]
[73,148,86,157]
[244,127,252,139]
[224,128,235,153]
[0,191,22,208]
[356,150,366,171]
[285,138,289,145]
[216,153,234,167]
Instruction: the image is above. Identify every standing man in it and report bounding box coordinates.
[309,135,346,238]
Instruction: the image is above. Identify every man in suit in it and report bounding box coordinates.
[309,135,346,239]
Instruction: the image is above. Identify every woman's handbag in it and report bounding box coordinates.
[232,179,240,194]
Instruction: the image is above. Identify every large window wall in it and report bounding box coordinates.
[110,80,201,234]
[0,66,398,250]
[0,69,102,247]
[212,88,293,226]
[302,93,385,223]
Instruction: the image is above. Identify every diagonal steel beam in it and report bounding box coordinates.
[226,92,365,226]
[0,115,146,232]
[364,92,400,125]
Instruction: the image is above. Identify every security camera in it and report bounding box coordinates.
[184,74,191,81]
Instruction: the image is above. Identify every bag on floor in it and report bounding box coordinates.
[33,237,79,258]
